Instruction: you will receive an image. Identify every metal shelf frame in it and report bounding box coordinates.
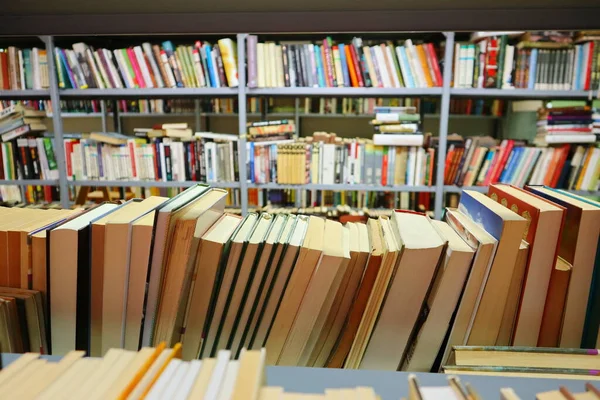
[2,33,598,214]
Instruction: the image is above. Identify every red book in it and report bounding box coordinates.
[127,141,137,179]
[190,141,197,181]
[426,43,443,87]
[486,140,514,185]
[64,140,74,179]
[151,142,160,181]
[348,45,364,87]
[585,42,594,90]
[345,45,359,87]
[381,147,389,186]
[444,146,455,184]
[0,53,9,90]
[126,47,145,88]
[44,186,53,202]
[321,44,332,87]
[549,145,570,188]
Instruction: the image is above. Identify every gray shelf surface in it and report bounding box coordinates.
[0,90,51,99]
[59,88,238,98]
[0,353,589,400]
[450,88,594,99]
[63,180,240,189]
[246,183,437,192]
[0,179,59,186]
[246,87,443,97]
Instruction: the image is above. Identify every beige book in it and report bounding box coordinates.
[1,358,47,396]
[31,230,49,303]
[401,220,474,372]
[126,348,173,400]
[231,348,267,400]
[17,350,83,399]
[344,217,392,369]
[216,360,240,400]
[124,213,158,351]
[172,359,202,398]
[440,208,498,365]
[310,222,370,367]
[141,184,210,347]
[90,202,132,356]
[88,351,137,400]
[0,352,39,386]
[144,358,183,399]
[201,214,259,358]
[49,203,119,355]
[102,197,168,353]
[497,240,529,346]
[265,216,325,365]
[181,213,242,360]
[279,220,350,366]
[248,215,296,350]
[103,347,159,399]
[154,189,228,346]
[260,387,285,400]
[186,357,217,399]
[64,349,125,398]
[214,213,273,354]
[458,191,528,346]
[35,357,96,400]
[204,350,232,400]
[0,287,47,354]
[230,214,288,357]
[360,212,445,370]
[444,366,600,381]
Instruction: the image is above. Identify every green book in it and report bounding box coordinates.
[496,36,508,89]
[386,41,405,87]
[120,49,138,88]
[175,47,191,87]
[22,49,33,89]
[43,138,58,171]
[54,49,66,88]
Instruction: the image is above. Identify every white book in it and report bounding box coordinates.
[269,43,278,88]
[385,45,401,88]
[204,350,231,400]
[501,45,515,89]
[308,45,318,87]
[407,147,416,185]
[318,142,324,184]
[93,50,112,88]
[477,41,487,88]
[373,134,424,147]
[143,43,165,88]
[405,40,426,88]
[453,43,461,88]
[356,143,363,184]
[414,148,424,185]
[31,48,41,89]
[145,359,182,400]
[18,50,26,89]
[113,50,134,88]
[160,361,191,399]
[374,46,391,88]
[159,143,167,182]
[459,45,469,88]
[275,45,285,88]
[216,361,240,400]
[211,50,221,88]
[257,43,265,88]
[466,45,476,88]
[133,46,154,88]
[321,143,336,184]
[540,134,597,144]
[172,360,203,400]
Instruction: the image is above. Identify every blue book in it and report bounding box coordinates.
[204,44,217,88]
[575,45,585,90]
[500,147,523,184]
[338,43,351,87]
[249,142,255,183]
[458,190,505,240]
[59,49,77,89]
[398,47,415,88]
[528,49,538,90]
[507,147,526,184]
[314,45,326,88]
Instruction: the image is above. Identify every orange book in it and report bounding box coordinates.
[543,148,563,186]
[550,145,570,188]
[537,258,572,347]
[416,45,434,87]
[345,45,358,87]
[326,219,384,368]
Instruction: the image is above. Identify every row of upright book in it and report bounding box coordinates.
[247,36,442,89]
[454,31,600,90]
[1,184,600,376]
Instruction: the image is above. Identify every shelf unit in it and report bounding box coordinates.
[1,33,599,217]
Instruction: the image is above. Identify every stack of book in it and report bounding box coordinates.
[454,31,600,90]
[370,105,424,147]
[247,119,295,142]
[246,132,435,187]
[53,39,238,89]
[535,106,597,145]
[0,103,47,142]
[2,184,598,376]
[56,130,239,183]
[445,135,600,191]
[0,46,50,90]
[246,36,442,88]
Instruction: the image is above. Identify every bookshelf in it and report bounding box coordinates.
[1,33,599,217]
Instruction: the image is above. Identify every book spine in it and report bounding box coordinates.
[314,45,325,88]
[162,41,184,87]
[338,43,351,87]
[309,45,318,87]
[214,46,228,88]
[323,39,336,87]
[348,44,364,87]
[134,46,154,88]
[247,35,258,88]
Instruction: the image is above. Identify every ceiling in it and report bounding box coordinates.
[1,0,599,35]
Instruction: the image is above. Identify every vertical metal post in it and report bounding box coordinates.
[100,100,108,132]
[43,35,70,208]
[194,99,201,132]
[434,32,455,219]
[237,34,249,215]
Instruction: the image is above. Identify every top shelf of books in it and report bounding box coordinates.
[0,31,597,100]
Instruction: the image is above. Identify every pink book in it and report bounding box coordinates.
[126,47,145,88]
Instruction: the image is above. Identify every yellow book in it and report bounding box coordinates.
[218,38,239,87]
[231,348,267,400]
[129,343,182,400]
[111,344,165,400]
[576,148,594,190]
